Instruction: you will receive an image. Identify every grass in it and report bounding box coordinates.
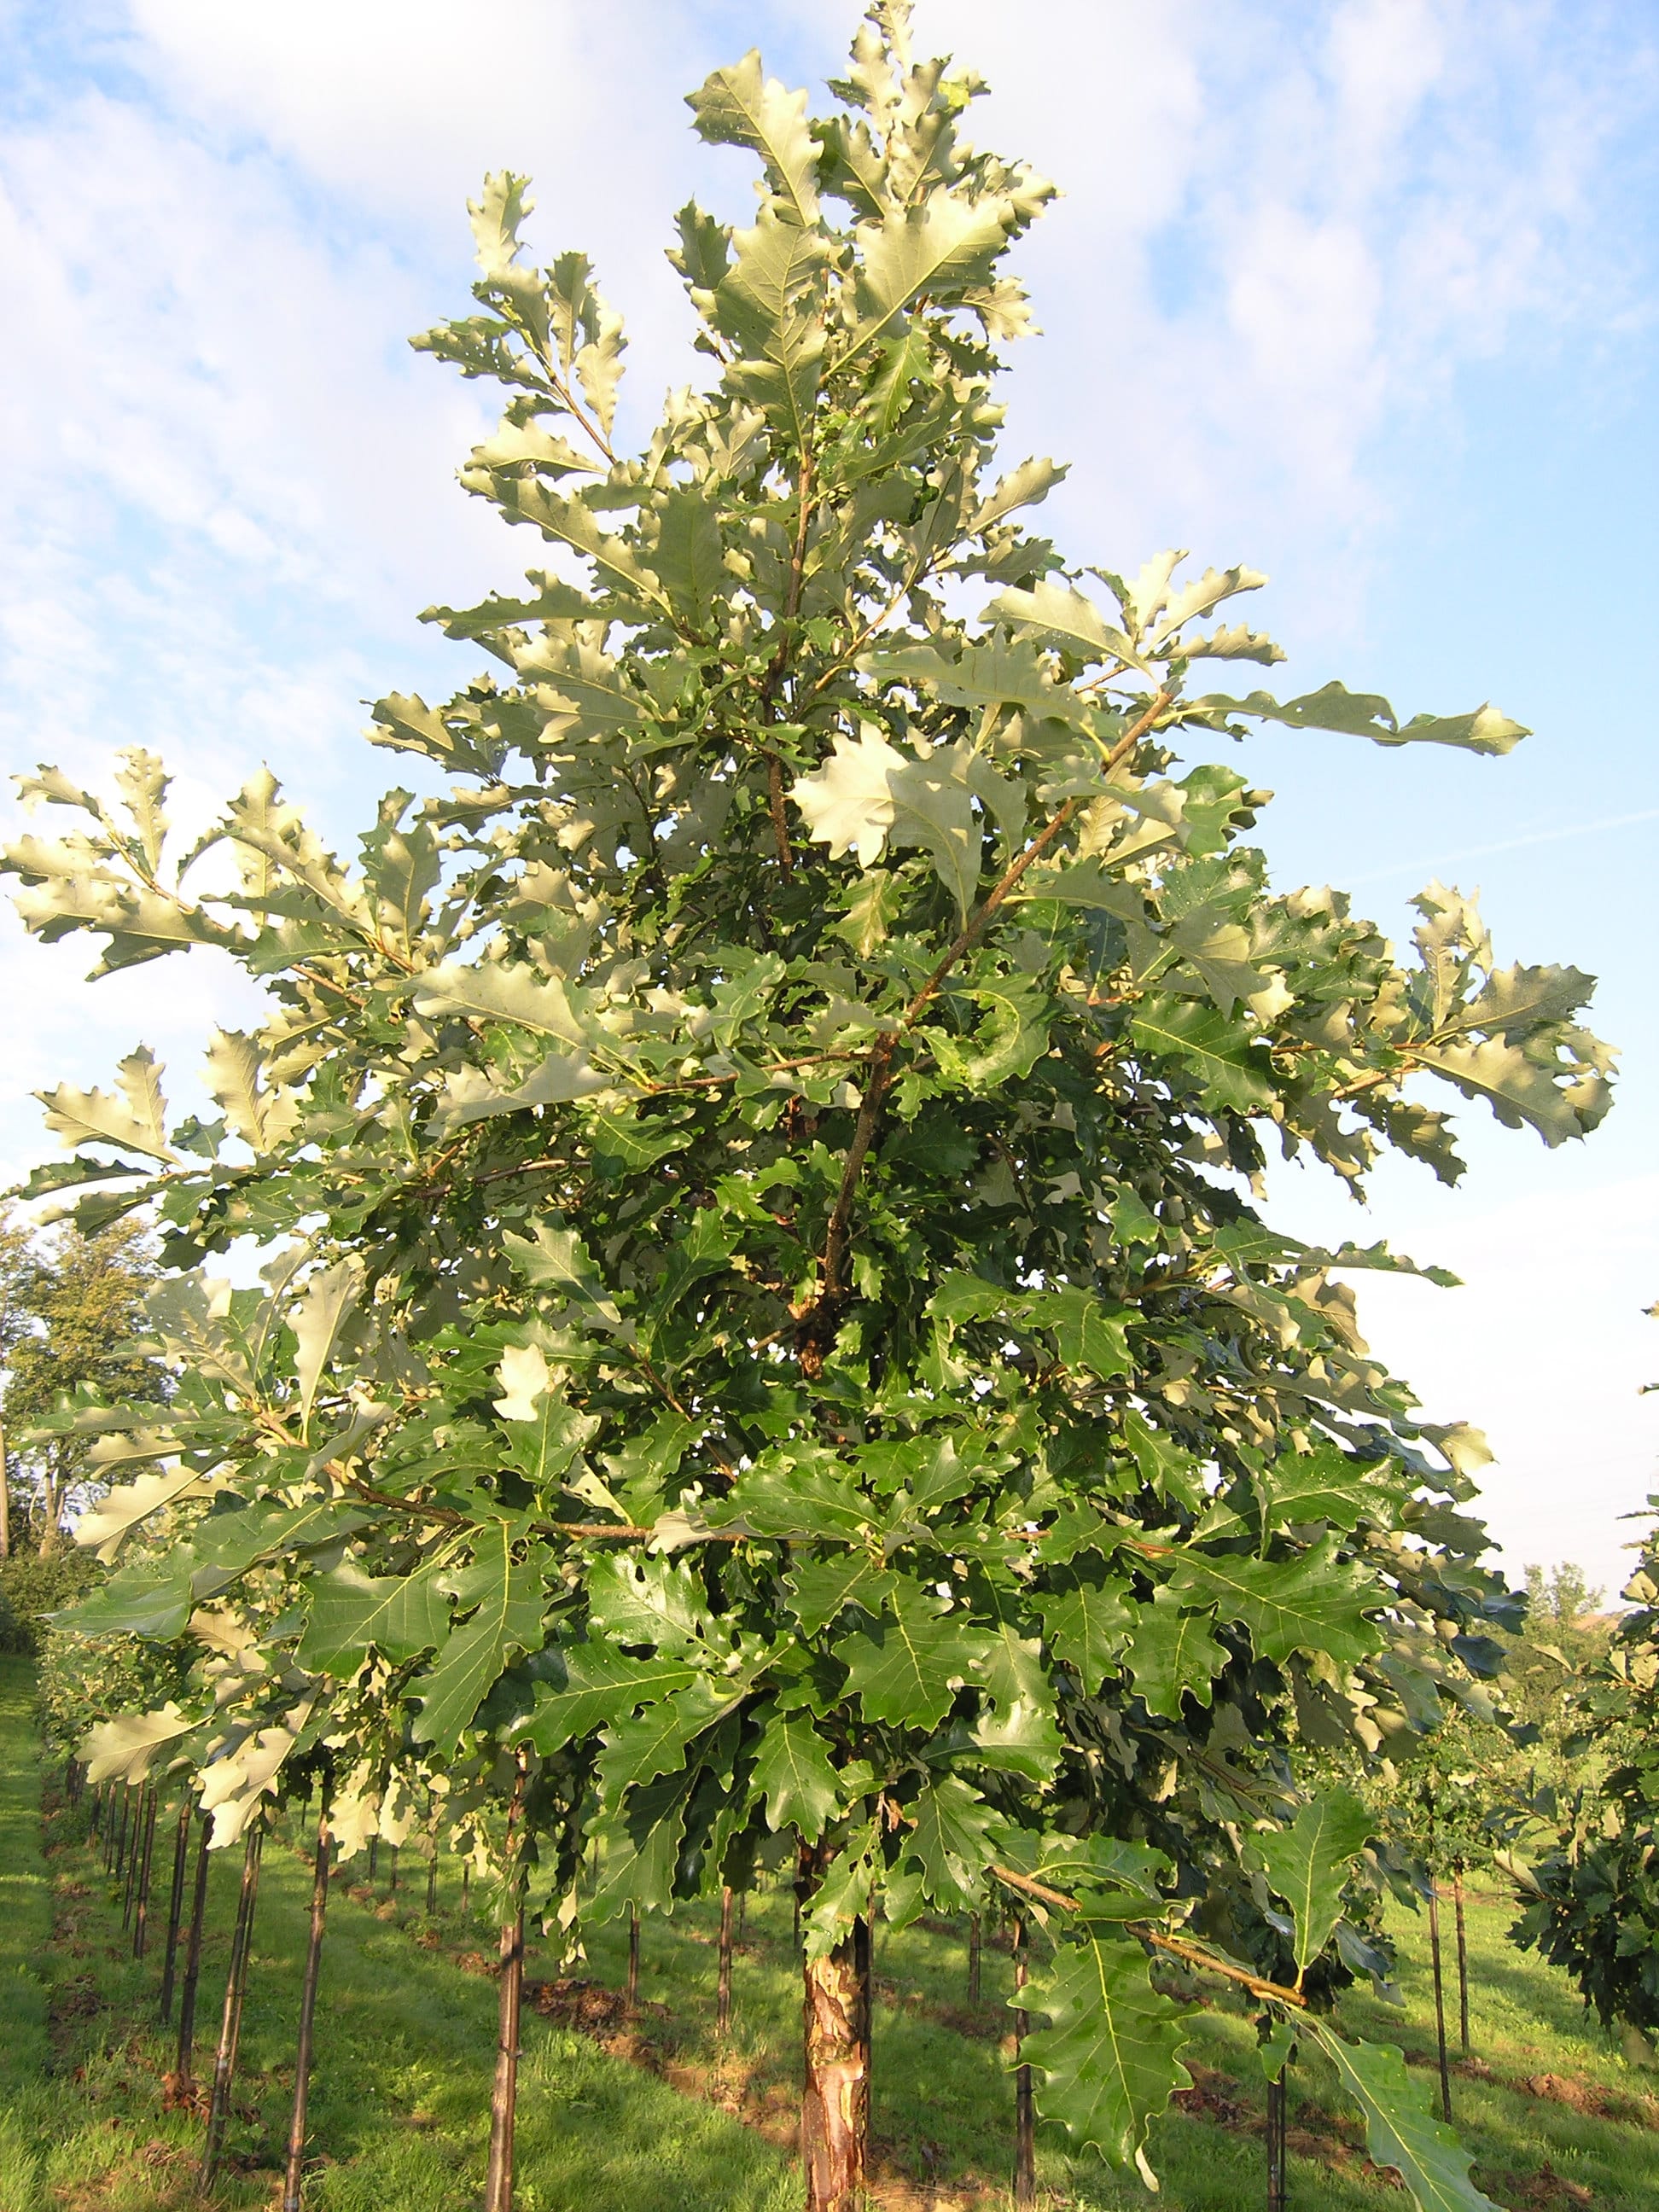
[1,1665,1656,2209]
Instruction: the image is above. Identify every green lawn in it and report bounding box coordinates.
[2,1667,1656,2210]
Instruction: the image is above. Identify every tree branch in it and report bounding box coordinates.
[987,1864,1306,2008]
[902,687,1173,1031]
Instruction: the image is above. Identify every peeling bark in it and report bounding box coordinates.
[801,1914,871,2212]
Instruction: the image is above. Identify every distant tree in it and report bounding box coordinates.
[1510,1508,1659,2033]
[1524,1562,1604,1627]
[0,1211,160,1553]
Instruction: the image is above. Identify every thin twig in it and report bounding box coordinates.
[987,1865,1305,2009]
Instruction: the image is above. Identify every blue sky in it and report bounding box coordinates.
[1,0,1655,1596]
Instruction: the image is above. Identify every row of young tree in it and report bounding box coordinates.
[3,6,1624,2208]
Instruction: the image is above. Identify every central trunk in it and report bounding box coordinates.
[801,1914,871,2212]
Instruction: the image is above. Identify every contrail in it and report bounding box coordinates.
[1347,806,1659,887]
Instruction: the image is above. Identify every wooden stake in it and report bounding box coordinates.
[1012,1912,1036,2209]
[483,1754,529,2212]
[368,1834,378,1883]
[968,1910,982,2004]
[282,1802,331,2212]
[114,1784,131,1882]
[175,1813,212,2092]
[1266,2063,1288,2212]
[627,1904,640,2006]
[132,1784,159,1958]
[1452,1863,1471,2061]
[200,1825,263,2187]
[717,1883,736,2035]
[1428,1879,1453,2124]
[160,1797,191,2023]
[121,1786,142,1929]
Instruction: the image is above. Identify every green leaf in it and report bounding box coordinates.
[297,1560,451,1675]
[786,1553,900,1637]
[507,1641,697,1752]
[1128,992,1277,1115]
[790,725,984,916]
[587,1772,694,1922]
[289,1260,361,1434]
[1025,1287,1133,1378]
[597,1674,743,1796]
[687,52,820,225]
[1249,1788,1371,1978]
[1123,1588,1225,1720]
[1411,1033,1595,1147]
[411,1530,547,1751]
[930,973,1051,1091]
[587,1551,710,1656]
[751,1713,841,1841]
[1259,1442,1389,1533]
[1303,2021,1501,2212]
[1199,683,1527,756]
[905,1775,1001,1908]
[845,196,1016,359]
[503,1220,632,1337]
[413,959,602,1049]
[1037,1569,1132,1691]
[649,488,726,626]
[985,579,1149,672]
[713,212,829,447]
[832,1580,995,1729]
[58,1559,196,1641]
[1167,1537,1384,1670]
[39,1045,176,1162]
[1022,1936,1192,2180]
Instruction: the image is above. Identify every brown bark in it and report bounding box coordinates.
[113,1784,131,1880]
[282,1804,331,2212]
[1452,1865,1471,2060]
[175,1813,212,2090]
[627,1905,640,2006]
[801,1914,871,2212]
[1012,1912,1035,2209]
[132,1784,158,1957]
[160,1797,191,2023]
[1428,1880,1452,2123]
[967,1911,982,2005]
[200,1825,263,2188]
[717,1883,736,2035]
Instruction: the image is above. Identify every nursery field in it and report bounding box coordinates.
[2,1655,1656,2212]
